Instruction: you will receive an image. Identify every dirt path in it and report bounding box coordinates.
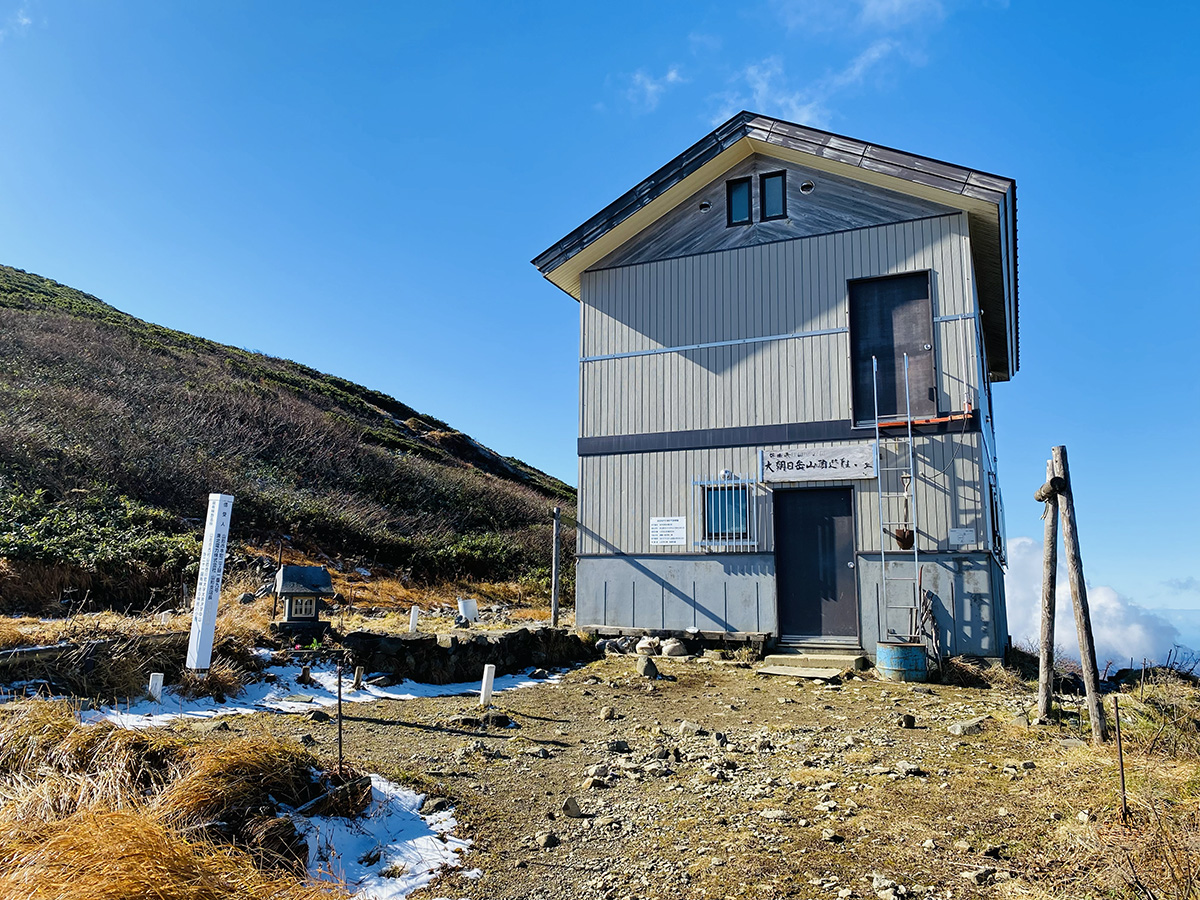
[250,655,1119,900]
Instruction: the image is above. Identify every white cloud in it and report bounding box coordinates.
[0,5,32,41]
[772,0,944,32]
[1005,535,1183,667]
[711,41,896,128]
[626,66,686,113]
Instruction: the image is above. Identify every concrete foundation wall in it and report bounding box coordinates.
[577,551,1007,658]
[576,554,777,635]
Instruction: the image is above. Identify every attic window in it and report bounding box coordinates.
[726,177,751,227]
[760,171,787,220]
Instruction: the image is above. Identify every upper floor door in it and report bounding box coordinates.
[849,272,936,425]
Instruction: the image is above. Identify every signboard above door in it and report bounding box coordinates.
[761,444,876,483]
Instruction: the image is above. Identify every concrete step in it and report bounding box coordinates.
[761,651,870,671]
[756,665,843,680]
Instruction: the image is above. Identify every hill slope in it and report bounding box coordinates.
[0,265,574,611]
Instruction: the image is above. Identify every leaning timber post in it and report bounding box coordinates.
[1052,445,1109,743]
[1036,459,1059,720]
[550,506,561,628]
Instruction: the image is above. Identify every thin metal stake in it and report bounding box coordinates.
[551,507,561,628]
[1114,695,1128,824]
[337,655,344,773]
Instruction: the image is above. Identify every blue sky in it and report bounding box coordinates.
[1,1,1196,653]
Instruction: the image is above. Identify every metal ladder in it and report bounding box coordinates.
[872,354,920,642]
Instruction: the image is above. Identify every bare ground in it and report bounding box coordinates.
[226,653,1183,900]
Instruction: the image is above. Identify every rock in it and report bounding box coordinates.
[922,839,936,850]
[535,831,559,849]
[421,796,451,814]
[983,845,1003,858]
[962,867,996,885]
[447,714,483,729]
[300,734,317,746]
[605,739,632,753]
[1021,760,1037,769]
[239,592,257,605]
[897,714,916,729]
[821,829,844,843]
[712,732,728,747]
[453,614,471,629]
[586,764,611,778]
[896,760,925,777]
[953,839,972,852]
[562,797,583,818]
[582,776,607,790]
[871,874,898,891]
[636,655,660,679]
[482,711,511,728]
[760,809,790,821]
[661,637,688,657]
[1060,737,1088,749]
[1077,810,1092,823]
[529,668,549,679]
[679,720,705,736]
[599,706,616,721]
[1012,711,1030,727]
[635,637,661,655]
[948,715,990,736]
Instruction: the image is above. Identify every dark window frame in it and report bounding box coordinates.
[759,170,787,221]
[726,177,752,227]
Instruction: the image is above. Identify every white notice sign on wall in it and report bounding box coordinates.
[650,516,687,546]
[761,444,876,482]
[186,493,234,670]
[948,527,976,547]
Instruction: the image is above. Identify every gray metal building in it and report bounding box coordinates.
[533,112,1018,661]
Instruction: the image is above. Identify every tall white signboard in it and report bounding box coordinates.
[186,493,234,671]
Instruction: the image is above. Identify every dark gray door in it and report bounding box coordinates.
[774,488,858,640]
[849,272,935,424]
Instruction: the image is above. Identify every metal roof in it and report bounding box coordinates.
[274,565,336,596]
[532,111,1018,380]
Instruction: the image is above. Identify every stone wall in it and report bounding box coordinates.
[341,626,598,684]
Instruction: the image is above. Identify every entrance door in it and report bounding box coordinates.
[774,488,858,641]
[849,272,935,424]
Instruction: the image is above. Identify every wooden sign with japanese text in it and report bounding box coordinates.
[760,444,876,483]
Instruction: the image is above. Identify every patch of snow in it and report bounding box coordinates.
[355,568,372,577]
[79,661,561,729]
[303,775,468,899]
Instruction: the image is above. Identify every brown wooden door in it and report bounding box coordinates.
[849,272,935,424]
[774,488,858,640]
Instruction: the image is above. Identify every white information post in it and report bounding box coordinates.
[760,443,877,483]
[186,493,234,671]
[649,516,687,546]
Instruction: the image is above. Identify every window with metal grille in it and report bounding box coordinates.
[692,473,758,551]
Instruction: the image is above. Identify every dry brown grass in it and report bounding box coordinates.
[155,733,320,826]
[0,810,344,900]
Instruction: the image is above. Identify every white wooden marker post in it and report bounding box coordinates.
[186,493,234,671]
[479,663,496,708]
[409,606,419,632]
[148,672,164,702]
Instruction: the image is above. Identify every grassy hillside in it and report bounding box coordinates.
[0,265,574,612]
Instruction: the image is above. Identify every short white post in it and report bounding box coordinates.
[156,612,170,626]
[409,606,419,632]
[148,672,164,703]
[479,663,496,708]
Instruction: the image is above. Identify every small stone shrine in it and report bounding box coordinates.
[273,565,335,638]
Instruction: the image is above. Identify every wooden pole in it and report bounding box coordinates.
[1114,695,1128,824]
[1052,445,1109,743]
[1037,459,1059,720]
[550,506,561,628]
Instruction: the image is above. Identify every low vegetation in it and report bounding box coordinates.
[0,702,350,900]
[0,264,575,614]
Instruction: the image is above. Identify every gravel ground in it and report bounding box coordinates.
[247,653,1122,900]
